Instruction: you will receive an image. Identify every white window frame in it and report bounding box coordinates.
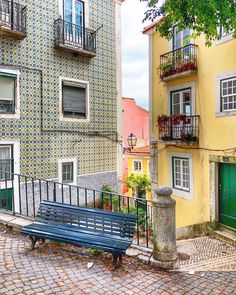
[168,82,196,115]
[220,77,236,112]
[169,152,193,200]
[170,88,192,115]
[215,70,236,117]
[59,76,90,122]
[58,158,77,185]
[215,26,234,46]
[0,67,20,119]
[58,0,89,28]
[132,160,143,173]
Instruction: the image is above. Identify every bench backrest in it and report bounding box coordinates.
[35,201,137,240]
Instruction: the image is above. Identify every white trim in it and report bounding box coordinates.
[169,152,193,200]
[115,1,123,185]
[59,76,90,122]
[0,139,20,213]
[167,81,196,115]
[0,67,20,119]
[215,69,236,117]
[132,159,143,173]
[77,170,117,177]
[58,157,77,185]
[149,34,154,140]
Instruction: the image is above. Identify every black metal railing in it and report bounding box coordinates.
[0,0,26,33]
[160,44,198,80]
[158,114,200,143]
[54,19,96,54]
[0,170,154,248]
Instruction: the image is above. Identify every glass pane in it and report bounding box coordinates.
[0,76,15,100]
[183,91,191,114]
[75,1,83,26]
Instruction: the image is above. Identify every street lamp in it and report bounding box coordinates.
[123,133,137,153]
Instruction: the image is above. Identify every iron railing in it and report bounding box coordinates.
[160,44,198,80]
[0,0,26,33]
[0,170,154,248]
[158,114,200,143]
[54,19,96,54]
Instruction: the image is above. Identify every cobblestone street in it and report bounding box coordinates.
[0,232,236,295]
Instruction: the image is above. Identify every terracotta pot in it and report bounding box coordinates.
[148,228,152,237]
[104,203,112,211]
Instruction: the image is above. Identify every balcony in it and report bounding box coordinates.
[54,19,96,57]
[157,114,200,144]
[160,44,198,81]
[0,0,26,39]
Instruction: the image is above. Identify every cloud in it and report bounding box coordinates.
[121,0,150,110]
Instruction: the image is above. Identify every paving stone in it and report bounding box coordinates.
[0,233,236,294]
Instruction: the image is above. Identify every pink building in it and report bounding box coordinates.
[122,97,149,193]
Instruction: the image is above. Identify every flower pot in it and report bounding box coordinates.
[104,203,112,211]
[148,228,152,237]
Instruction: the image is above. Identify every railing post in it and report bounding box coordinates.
[151,186,178,269]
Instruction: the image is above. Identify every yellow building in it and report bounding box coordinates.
[144,22,236,238]
[126,146,151,201]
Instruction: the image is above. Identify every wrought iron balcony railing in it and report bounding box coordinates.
[0,0,26,37]
[160,44,198,80]
[54,19,96,56]
[157,114,200,143]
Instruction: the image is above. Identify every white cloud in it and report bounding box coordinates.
[121,0,150,110]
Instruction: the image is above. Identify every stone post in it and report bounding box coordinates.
[151,186,178,269]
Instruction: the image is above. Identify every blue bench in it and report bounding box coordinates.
[21,201,137,269]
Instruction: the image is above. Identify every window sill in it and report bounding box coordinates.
[215,34,234,46]
[172,188,193,201]
[0,113,20,119]
[215,111,236,118]
[59,116,90,123]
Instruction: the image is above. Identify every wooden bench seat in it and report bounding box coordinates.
[21,201,137,269]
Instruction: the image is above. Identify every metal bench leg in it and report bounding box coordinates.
[112,254,118,270]
[118,255,123,265]
[29,236,38,251]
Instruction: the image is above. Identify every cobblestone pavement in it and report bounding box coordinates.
[0,232,236,295]
[176,236,236,271]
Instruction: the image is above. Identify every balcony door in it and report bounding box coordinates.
[64,0,84,46]
[173,27,191,50]
[171,88,191,139]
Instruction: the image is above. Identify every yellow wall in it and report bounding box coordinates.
[151,30,236,228]
[127,155,151,200]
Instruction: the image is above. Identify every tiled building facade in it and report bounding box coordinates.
[0,0,124,194]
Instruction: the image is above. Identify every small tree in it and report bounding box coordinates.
[141,0,236,46]
[126,174,151,198]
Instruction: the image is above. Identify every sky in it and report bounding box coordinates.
[121,0,150,110]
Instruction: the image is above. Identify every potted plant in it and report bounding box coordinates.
[101,184,119,211]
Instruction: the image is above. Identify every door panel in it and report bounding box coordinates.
[219,163,236,229]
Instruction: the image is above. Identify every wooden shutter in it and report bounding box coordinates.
[62,81,86,117]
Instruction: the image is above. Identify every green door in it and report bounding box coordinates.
[0,188,13,211]
[219,163,236,229]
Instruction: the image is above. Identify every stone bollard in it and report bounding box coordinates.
[151,186,178,269]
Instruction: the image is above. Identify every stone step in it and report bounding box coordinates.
[213,228,236,246]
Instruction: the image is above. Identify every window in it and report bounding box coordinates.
[171,88,191,115]
[133,161,142,172]
[62,80,88,119]
[172,157,190,192]
[221,77,236,111]
[0,73,16,114]
[62,162,74,183]
[173,27,191,50]
[0,145,13,181]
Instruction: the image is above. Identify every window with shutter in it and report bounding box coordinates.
[0,73,16,114]
[62,80,87,118]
